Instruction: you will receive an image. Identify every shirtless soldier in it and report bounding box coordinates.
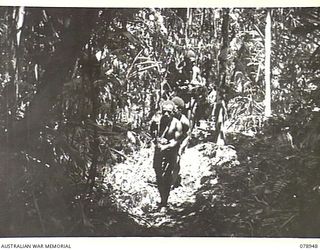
[176,50,206,128]
[171,96,190,188]
[150,100,183,210]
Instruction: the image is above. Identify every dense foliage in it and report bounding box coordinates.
[0,6,319,236]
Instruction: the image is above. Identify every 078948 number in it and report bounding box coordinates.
[300,244,318,248]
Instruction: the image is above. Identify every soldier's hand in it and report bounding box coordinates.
[180,85,188,90]
[158,138,168,145]
[159,144,168,152]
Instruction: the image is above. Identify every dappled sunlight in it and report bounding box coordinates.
[1,7,320,238]
[104,141,237,230]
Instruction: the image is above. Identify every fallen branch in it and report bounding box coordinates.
[280,214,297,229]
[254,195,270,207]
[32,191,46,234]
[110,148,134,162]
[128,213,153,227]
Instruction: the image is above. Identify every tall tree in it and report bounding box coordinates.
[215,8,230,146]
[264,9,272,117]
[8,8,99,144]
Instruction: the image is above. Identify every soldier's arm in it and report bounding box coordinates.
[159,120,183,151]
[191,65,204,86]
[179,117,190,154]
[175,120,183,143]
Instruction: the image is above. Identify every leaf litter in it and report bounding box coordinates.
[104,141,235,231]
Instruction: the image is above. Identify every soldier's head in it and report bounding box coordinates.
[185,49,196,64]
[171,96,185,117]
[161,100,175,123]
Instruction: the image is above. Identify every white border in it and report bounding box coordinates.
[0,1,319,249]
[0,237,320,250]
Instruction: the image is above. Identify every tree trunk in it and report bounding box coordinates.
[265,9,272,117]
[8,8,98,145]
[215,9,229,146]
[87,83,100,195]
[5,11,15,136]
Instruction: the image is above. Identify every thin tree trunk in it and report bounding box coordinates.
[4,7,20,143]
[84,47,101,196]
[87,85,99,195]
[265,9,272,117]
[185,8,190,45]
[215,9,229,147]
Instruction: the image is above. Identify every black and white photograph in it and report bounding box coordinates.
[0,1,319,248]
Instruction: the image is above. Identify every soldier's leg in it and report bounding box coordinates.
[153,149,166,204]
[161,150,178,205]
[188,97,197,130]
[171,154,181,188]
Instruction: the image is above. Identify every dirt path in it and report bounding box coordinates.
[104,142,218,231]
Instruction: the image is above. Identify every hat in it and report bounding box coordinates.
[171,96,185,108]
[185,49,196,59]
[161,100,175,109]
